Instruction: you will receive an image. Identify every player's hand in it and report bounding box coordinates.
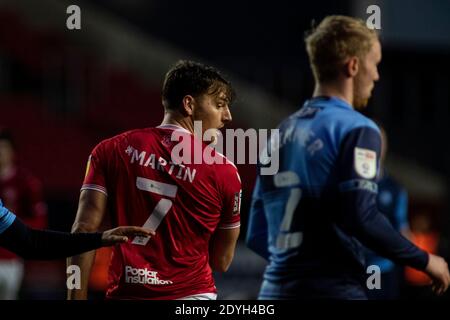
[424,253,450,296]
[101,227,155,246]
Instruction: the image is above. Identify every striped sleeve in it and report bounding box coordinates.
[0,200,16,234]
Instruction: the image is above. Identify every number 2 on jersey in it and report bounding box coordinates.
[132,177,178,245]
[273,171,303,250]
[276,188,303,250]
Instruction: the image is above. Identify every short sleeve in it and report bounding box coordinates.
[337,126,381,194]
[217,164,242,230]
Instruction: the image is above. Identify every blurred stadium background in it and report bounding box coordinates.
[0,0,449,299]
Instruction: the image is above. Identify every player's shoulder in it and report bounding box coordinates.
[349,112,379,133]
[94,128,155,150]
[213,150,237,170]
[211,150,240,182]
[332,112,381,154]
[289,97,377,133]
[320,105,380,139]
[109,127,156,142]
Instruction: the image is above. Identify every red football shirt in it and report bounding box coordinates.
[82,124,241,299]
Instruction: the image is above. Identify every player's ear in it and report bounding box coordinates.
[345,56,359,78]
[181,95,195,116]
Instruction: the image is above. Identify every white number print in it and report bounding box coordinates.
[276,188,303,250]
[273,171,303,250]
[132,177,178,246]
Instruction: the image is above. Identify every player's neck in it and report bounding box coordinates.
[313,81,353,108]
[160,112,195,134]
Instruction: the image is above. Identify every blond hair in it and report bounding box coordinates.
[305,15,378,83]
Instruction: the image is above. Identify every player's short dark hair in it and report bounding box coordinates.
[162,60,235,111]
[0,128,15,149]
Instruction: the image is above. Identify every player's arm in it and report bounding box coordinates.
[210,227,240,272]
[0,207,152,259]
[209,166,241,272]
[337,126,449,294]
[246,177,270,260]
[337,126,427,267]
[67,189,107,300]
[67,142,110,300]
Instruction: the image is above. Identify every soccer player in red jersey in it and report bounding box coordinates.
[67,60,241,300]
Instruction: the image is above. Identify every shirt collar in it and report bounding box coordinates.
[304,96,353,110]
[157,124,192,135]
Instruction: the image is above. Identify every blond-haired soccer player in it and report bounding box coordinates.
[247,15,449,299]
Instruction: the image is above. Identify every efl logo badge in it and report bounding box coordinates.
[354,147,377,179]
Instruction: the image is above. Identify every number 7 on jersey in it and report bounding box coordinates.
[132,177,178,245]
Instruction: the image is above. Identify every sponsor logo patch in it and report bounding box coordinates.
[354,147,377,179]
[125,266,173,285]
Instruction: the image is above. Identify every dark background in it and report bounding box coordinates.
[0,0,449,299]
